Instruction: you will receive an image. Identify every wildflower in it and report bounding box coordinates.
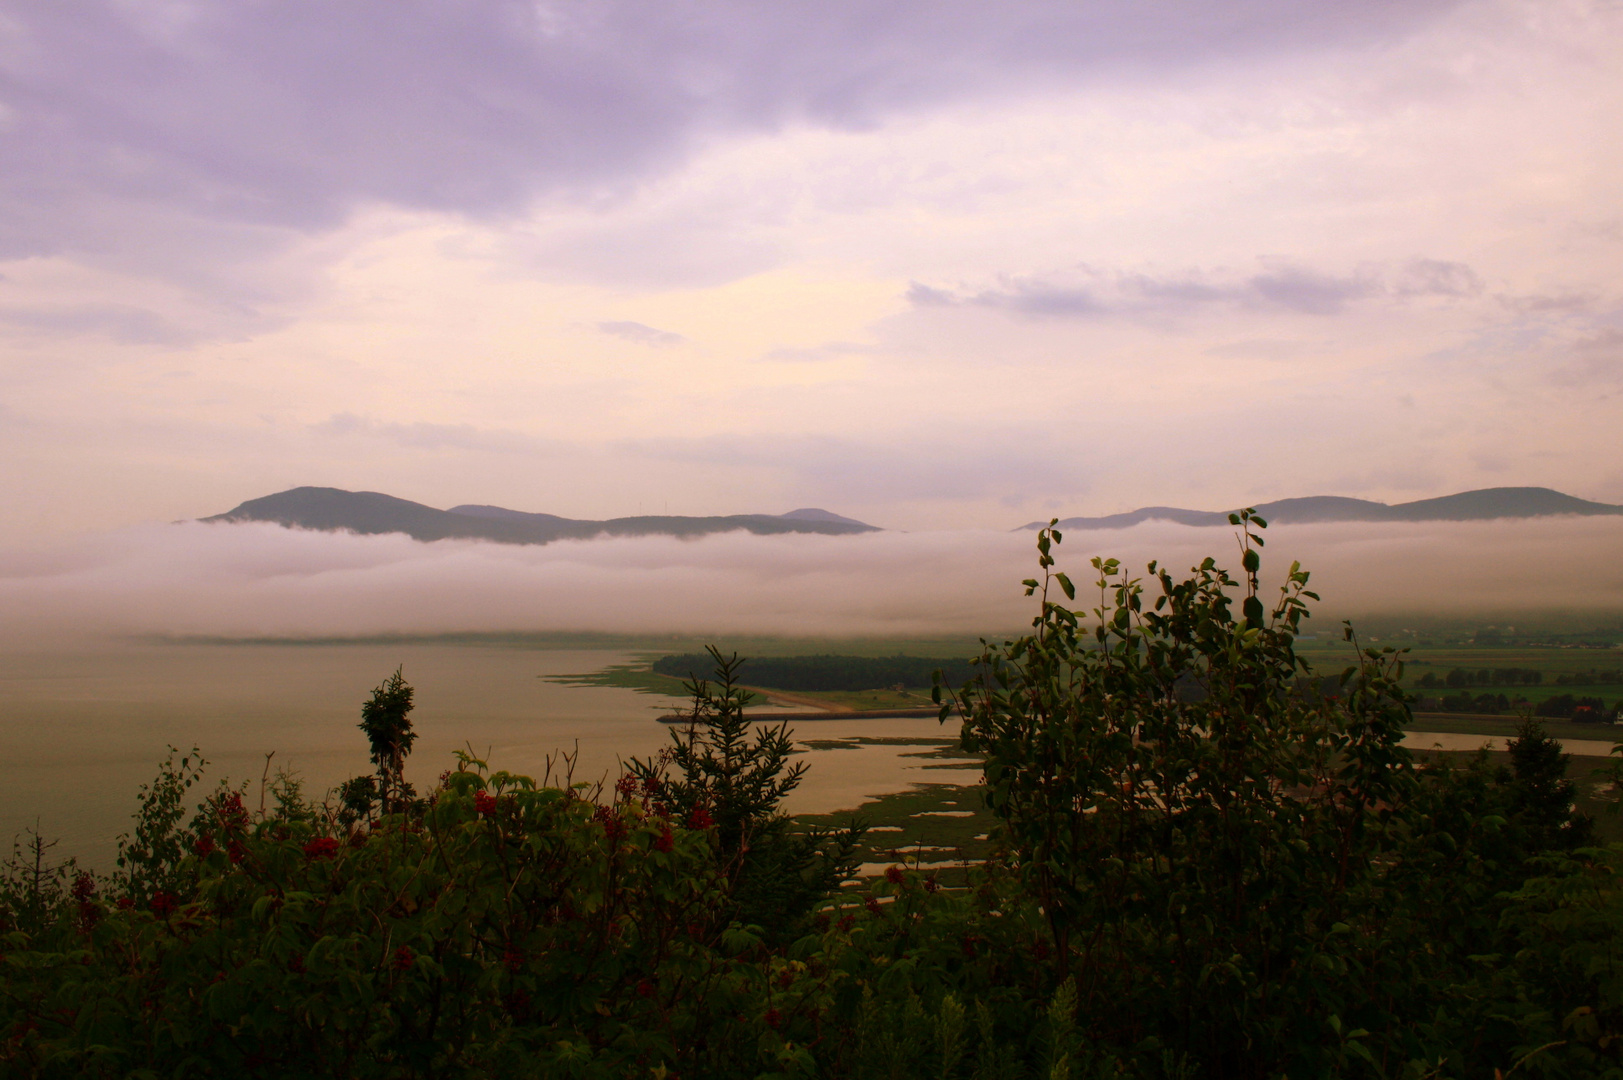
[615,773,638,799]
[219,791,249,829]
[302,837,340,861]
[594,805,626,842]
[654,825,674,853]
[474,791,497,816]
[637,979,655,998]
[116,897,134,910]
[70,873,96,902]
[227,840,247,865]
[924,875,940,893]
[150,892,177,918]
[193,833,216,858]
[864,897,883,916]
[884,865,905,885]
[687,806,714,830]
[289,954,306,974]
[393,946,414,971]
[764,1008,781,1029]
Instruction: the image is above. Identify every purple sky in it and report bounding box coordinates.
[2,0,1620,541]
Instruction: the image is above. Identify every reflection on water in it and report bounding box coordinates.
[0,643,968,868]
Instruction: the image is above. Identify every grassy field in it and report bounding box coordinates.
[547,658,949,711]
[1404,714,1620,743]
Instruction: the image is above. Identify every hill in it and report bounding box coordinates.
[1022,486,1623,530]
[203,487,879,544]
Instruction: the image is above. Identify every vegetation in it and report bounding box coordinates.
[652,654,979,693]
[6,516,1623,1077]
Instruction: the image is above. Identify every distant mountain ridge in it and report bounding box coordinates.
[1022,487,1623,531]
[203,487,879,545]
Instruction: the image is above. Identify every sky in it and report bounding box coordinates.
[3,0,1622,546]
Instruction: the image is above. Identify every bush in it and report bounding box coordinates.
[6,516,1622,1078]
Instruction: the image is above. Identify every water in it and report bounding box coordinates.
[1403,731,1618,757]
[0,643,965,869]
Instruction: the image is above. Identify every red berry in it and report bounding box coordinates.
[302,837,340,860]
[474,791,497,816]
[884,866,905,885]
[393,946,414,971]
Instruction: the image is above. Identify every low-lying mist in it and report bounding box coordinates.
[3,517,1622,646]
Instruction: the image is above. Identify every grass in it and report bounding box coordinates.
[547,660,942,712]
[795,781,994,887]
[1404,714,1620,744]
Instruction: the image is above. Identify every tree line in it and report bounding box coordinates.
[652,653,980,693]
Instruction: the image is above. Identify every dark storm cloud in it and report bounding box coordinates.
[0,0,1464,273]
[915,258,1483,320]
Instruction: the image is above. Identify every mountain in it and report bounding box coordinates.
[1021,487,1623,531]
[204,488,880,544]
[774,508,874,527]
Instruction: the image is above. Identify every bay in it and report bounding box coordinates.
[0,642,964,869]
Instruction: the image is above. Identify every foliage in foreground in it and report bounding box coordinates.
[4,517,1623,1078]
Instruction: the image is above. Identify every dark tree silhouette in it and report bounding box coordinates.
[359,667,417,813]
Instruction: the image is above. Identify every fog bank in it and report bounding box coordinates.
[3,517,1621,646]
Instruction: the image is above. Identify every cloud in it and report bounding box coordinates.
[2,516,1620,647]
[0,1,1464,279]
[310,414,568,456]
[597,321,685,346]
[910,258,1484,320]
[0,303,203,346]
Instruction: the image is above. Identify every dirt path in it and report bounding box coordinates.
[750,688,852,713]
